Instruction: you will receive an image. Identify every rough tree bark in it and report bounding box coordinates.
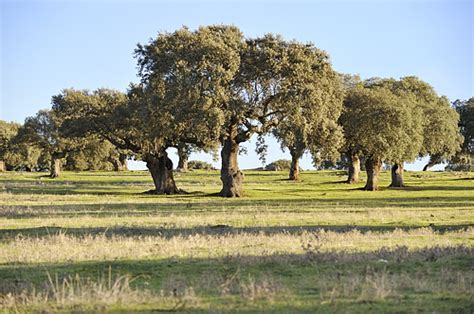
[390,163,405,187]
[346,153,360,184]
[289,150,301,180]
[364,157,382,191]
[0,161,5,172]
[220,126,243,197]
[145,152,179,195]
[50,152,65,178]
[177,145,189,172]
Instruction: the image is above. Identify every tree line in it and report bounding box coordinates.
[1,25,472,196]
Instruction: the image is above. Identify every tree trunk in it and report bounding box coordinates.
[346,153,360,184]
[289,150,301,180]
[177,146,189,172]
[110,158,120,171]
[364,157,382,191]
[422,163,432,171]
[390,163,405,187]
[119,153,128,171]
[423,155,441,171]
[110,154,128,171]
[220,134,243,197]
[50,155,62,178]
[145,152,179,195]
[0,161,5,172]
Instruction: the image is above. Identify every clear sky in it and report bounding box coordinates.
[1,0,473,170]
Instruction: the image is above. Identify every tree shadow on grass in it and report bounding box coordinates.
[0,223,472,241]
[0,245,472,297]
[2,194,473,219]
[399,185,474,191]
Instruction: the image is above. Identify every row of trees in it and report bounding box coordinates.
[0,115,128,176]
[1,25,472,196]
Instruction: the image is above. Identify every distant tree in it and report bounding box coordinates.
[272,73,344,180]
[264,159,292,171]
[338,74,363,183]
[341,84,423,190]
[188,160,214,170]
[15,110,84,178]
[0,120,20,171]
[447,97,474,170]
[3,142,44,171]
[386,77,463,184]
[176,143,191,171]
[64,139,128,171]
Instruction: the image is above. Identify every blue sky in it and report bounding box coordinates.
[1,0,472,170]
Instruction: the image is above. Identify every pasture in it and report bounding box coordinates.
[0,169,473,313]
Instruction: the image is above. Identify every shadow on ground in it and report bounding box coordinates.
[0,223,472,241]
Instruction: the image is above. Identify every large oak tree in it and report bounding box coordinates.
[57,26,239,193]
[218,35,342,195]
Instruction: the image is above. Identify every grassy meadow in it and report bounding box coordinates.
[0,169,473,313]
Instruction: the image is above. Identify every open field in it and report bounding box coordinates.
[0,169,473,313]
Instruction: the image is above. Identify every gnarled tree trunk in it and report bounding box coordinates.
[390,163,405,187]
[0,161,5,172]
[364,157,382,191]
[289,150,301,180]
[50,152,65,178]
[145,152,179,195]
[346,153,360,184]
[220,130,243,197]
[177,146,189,172]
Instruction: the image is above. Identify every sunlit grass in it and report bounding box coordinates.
[0,169,473,312]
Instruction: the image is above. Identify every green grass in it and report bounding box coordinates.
[0,169,473,313]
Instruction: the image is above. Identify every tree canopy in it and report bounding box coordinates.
[341,84,424,190]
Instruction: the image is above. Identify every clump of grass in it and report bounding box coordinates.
[1,228,472,264]
[0,269,198,313]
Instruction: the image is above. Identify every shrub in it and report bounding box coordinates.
[265,159,292,171]
[188,160,214,170]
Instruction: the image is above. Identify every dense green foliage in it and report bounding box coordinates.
[340,84,423,190]
[187,160,214,170]
[264,159,292,171]
[448,98,474,171]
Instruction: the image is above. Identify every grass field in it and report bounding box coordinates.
[0,169,473,313]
